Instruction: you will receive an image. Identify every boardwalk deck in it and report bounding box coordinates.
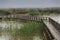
[43,21,60,40]
[50,17,60,24]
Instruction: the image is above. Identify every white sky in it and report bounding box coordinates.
[0,0,60,8]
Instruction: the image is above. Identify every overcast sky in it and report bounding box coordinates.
[0,0,60,8]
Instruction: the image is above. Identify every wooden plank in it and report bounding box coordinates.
[43,21,60,40]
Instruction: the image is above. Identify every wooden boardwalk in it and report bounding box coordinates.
[43,20,60,40]
[0,16,60,40]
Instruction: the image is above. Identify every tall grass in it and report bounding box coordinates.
[0,27,2,36]
[7,22,44,40]
[20,22,44,40]
[20,22,44,36]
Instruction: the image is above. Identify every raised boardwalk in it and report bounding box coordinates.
[43,20,60,40]
[0,16,60,40]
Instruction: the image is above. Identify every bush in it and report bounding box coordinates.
[29,9,39,16]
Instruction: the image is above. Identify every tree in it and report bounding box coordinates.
[29,9,39,16]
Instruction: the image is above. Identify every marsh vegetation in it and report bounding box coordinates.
[0,21,44,40]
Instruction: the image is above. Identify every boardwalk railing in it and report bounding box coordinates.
[0,16,42,22]
[49,18,60,32]
[0,16,49,21]
[42,20,55,40]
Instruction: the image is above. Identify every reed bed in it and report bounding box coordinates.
[6,22,44,40]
